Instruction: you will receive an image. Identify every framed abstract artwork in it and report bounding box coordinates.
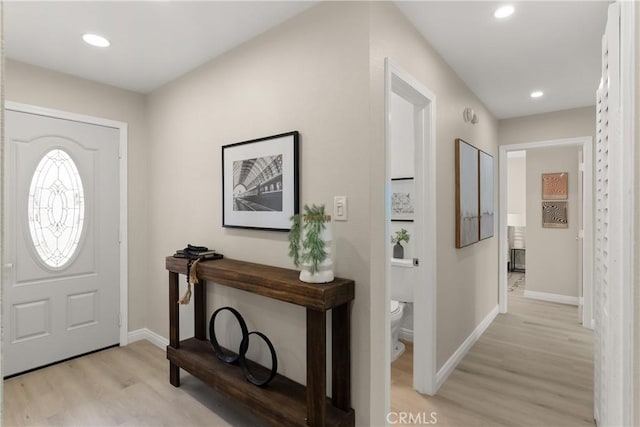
[479,150,494,240]
[455,139,479,248]
[542,201,568,228]
[222,131,299,231]
[542,172,568,200]
[391,177,414,222]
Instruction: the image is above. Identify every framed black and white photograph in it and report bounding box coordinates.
[391,178,414,222]
[222,131,299,231]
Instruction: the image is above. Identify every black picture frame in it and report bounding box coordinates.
[390,177,414,222]
[222,131,299,231]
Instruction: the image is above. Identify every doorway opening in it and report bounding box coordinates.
[384,59,437,414]
[499,137,593,328]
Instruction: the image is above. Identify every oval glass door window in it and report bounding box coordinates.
[28,149,85,268]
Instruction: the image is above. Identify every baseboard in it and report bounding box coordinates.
[435,304,499,391]
[128,328,169,349]
[399,327,413,342]
[524,290,579,306]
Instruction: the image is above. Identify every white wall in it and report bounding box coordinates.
[507,153,526,221]
[525,146,581,298]
[389,91,416,332]
[389,92,416,261]
[3,60,150,332]
[368,4,500,418]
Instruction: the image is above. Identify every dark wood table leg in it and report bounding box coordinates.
[332,302,351,410]
[169,271,180,387]
[306,309,326,426]
[194,280,206,340]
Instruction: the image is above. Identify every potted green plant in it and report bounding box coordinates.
[289,204,334,283]
[391,228,410,259]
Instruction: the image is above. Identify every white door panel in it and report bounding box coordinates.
[3,110,120,376]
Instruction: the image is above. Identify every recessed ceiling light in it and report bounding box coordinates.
[530,91,544,98]
[494,5,515,19]
[82,33,110,48]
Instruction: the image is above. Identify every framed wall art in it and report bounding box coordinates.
[542,172,568,200]
[455,138,479,248]
[222,131,299,231]
[479,150,494,240]
[391,177,414,222]
[542,201,568,228]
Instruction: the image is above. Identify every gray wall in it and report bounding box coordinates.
[499,107,597,300]
[146,2,373,423]
[368,2,500,397]
[525,146,581,298]
[499,106,596,145]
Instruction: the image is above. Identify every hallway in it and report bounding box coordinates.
[391,273,594,426]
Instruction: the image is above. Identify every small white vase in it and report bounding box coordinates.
[299,220,334,284]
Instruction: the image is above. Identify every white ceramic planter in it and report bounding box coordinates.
[299,220,334,284]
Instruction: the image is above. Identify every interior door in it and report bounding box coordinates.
[3,109,120,377]
[594,2,618,423]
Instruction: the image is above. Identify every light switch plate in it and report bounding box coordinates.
[334,196,347,221]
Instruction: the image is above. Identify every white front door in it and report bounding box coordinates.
[3,109,120,376]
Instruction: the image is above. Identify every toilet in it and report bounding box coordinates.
[390,258,414,362]
[390,300,406,361]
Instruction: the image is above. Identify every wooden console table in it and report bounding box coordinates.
[166,256,355,426]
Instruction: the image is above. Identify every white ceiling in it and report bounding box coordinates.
[4,1,610,119]
[396,1,610,119]
[4,1,317,94]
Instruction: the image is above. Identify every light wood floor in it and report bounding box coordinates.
[391,273,595,426]
[3,340,264,426]
[5,273,594,426]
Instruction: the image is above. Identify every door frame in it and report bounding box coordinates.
[498,136,593,329]
[4,101,129,346]
[384,58,437,403]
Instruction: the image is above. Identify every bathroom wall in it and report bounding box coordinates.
[525,146,581,299]
[389,91,416,334]
[368,4,500,416]
[146,2,373,423]
[3,60,150,332]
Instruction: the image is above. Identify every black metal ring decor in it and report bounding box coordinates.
[209,306,249,364]
[239,331,278,387]
[209,306,278,387]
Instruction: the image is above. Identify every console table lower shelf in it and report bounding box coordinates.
[167,338,355,427]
